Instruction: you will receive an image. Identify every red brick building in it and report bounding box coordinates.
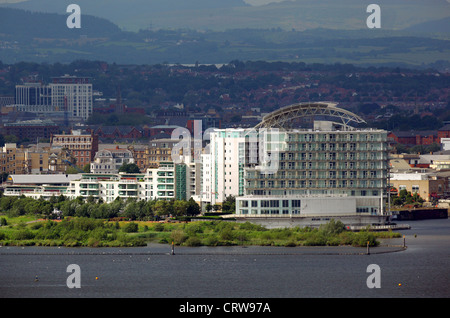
[388,130,438,146]
[50,130,99,167]
[438,124,450,140]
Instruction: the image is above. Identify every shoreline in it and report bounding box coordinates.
[0,240,407,256]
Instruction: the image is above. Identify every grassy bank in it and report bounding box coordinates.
[0,216,401,248]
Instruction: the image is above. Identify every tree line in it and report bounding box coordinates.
[0,194,201,221]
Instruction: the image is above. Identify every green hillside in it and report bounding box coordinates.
[0,7,449,68]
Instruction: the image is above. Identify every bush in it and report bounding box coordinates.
[170,229,187,245]
[11,229,35,240]
[203,234,219,246]
[319,219,345,236]
[122,222,139,233]
[353,231,378,247]
[184,236,202,247]
[219,226,234,241]
[153,223,164,232]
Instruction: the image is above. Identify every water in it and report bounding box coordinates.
[1,219,449,299]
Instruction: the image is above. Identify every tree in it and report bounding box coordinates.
[66,166,81,174]
[153,200,170,218]
[173,200,188,217]
[222,195,236,214]
[119,163,140,173]
[186,198,201,216]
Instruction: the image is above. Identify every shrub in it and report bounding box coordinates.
[319,219,345,236]
[0,217,8,226]
[122,222,139,233]
[170,229,187,245]
[184,222,204,235]
[184,236,202,247]
[284,241,297,247]
[203,234,219,246]
[11,229,35,240]
[153,223,164,232]
[353,231,378,247]
[219,227,234,241]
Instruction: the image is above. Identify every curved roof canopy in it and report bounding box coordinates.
[254,102,366,129]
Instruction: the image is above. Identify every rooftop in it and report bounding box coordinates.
[6,174,83,185]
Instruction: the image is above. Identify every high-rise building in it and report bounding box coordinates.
[201,128,248,206]
[15,82,52,112]
[50,75,93,120]
[13,75,93,121]
[229,102,390,227]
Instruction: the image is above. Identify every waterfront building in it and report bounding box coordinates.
[201,128,248,206]
[175,156,202,201]
[230,102,391,227]
[2,174,82,200]
[390,171,445,202]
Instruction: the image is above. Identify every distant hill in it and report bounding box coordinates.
[1,0,449,31]
[404,17,450,33]
[0,7,449,68]
[0,7,121,40]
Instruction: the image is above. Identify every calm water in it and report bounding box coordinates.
[1,219,449,299]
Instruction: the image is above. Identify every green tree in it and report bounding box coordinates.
[173,200,188,217]
[222,195,236,214]
[154,200,171,218]
[119,163,140,173]
[186,198,201,216]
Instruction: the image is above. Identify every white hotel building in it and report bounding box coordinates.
[203,102,391,226]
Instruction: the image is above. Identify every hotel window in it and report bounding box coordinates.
[240,201,248,208]
[412,185,419,193]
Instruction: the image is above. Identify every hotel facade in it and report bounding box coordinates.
[202,102,391,226]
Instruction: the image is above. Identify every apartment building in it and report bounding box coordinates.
[13,75,93,121]
[50,130,99,168]
[50,75,93,120]
[0,143,27,175]
[201,128,248,206]
[91,147,135,174]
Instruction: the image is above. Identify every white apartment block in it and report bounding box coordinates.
[201,129,247,205]
[67,162,175,202]
[50,75,93,120]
